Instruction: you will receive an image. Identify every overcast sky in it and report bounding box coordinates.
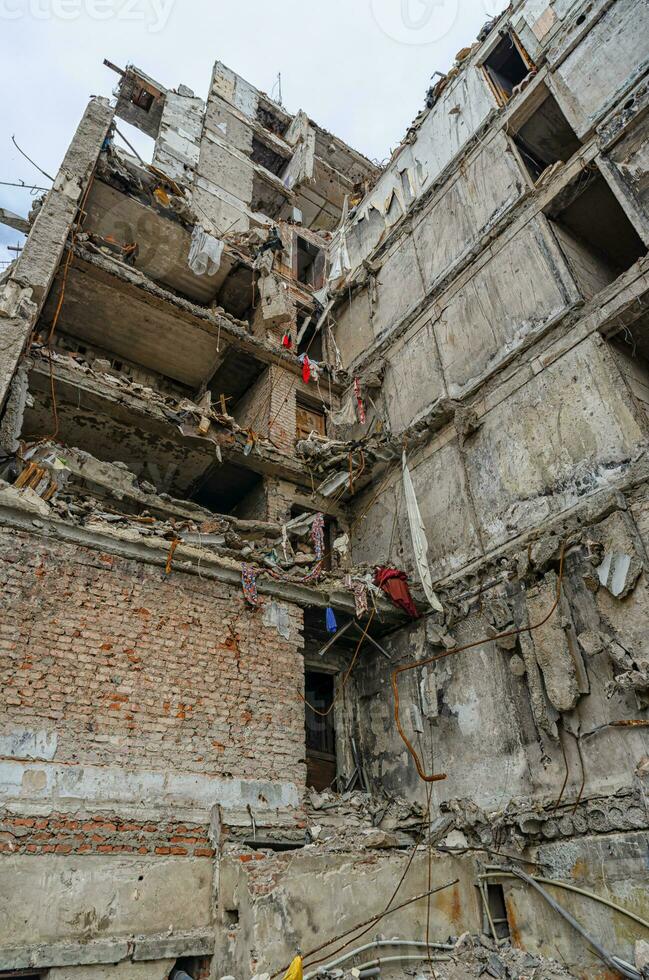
[0,0,506,267]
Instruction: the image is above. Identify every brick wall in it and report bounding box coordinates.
[235,365,297,453]
[0,810,215,857]
[0,530,306,784]
[236,478,295,524]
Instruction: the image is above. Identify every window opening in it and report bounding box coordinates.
[295,235,326,290]
[296,400,326,440]
[511,91,581,181]
[483,32,533,105]
[546,170,646,299]
[483,883,511,941]
[305,669,337,791]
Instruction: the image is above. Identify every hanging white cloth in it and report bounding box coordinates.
[188,224,224,276]
[402,450,443,613]
[328,195,352,285]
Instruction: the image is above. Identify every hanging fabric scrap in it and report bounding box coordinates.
[282,956,303,980]
[242,563,261,607]
[325,607,337,634]
[402,450,444,613]
[354,377,366,424]
[374,566,419,618]
[311,513,325,560]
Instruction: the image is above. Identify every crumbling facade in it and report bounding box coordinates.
[1,2,649,979]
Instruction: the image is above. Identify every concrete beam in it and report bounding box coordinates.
[67,244,346,393]
[0,97,114,414]
[0,207,29,235]
[0,499,401,621]
[0,931,213,971]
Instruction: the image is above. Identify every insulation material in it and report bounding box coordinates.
[402,451,443,613]
[188,224,224,276]
[329,195,352,285]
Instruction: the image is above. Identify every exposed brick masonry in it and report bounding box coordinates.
[0,530,306,784]
[0,810,215,858]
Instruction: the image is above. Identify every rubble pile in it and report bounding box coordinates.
[310,934,578,979]
[305,787,426,849]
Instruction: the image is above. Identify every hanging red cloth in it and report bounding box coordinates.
[282,332,292,349]
[354,377,366,424]
[302,355,311,384]
[374,567,419,619]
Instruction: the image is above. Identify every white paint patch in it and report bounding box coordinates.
[0,729,57,762]
[446,689,481,735]
[0,760,300,811]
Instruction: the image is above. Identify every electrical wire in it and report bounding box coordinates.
[11,135,54,183]
[299,608,375,716]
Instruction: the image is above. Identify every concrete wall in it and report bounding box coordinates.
[218,846,481,978]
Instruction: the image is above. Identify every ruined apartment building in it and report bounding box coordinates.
[1,0,649,978]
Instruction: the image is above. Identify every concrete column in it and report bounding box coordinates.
[0,96,114,413]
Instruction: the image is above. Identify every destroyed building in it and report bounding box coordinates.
[1,0,649,978]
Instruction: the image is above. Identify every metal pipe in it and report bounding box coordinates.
[480,870,649,933]
[489,867,641,980]
[303,940,453,979]
[348,954,451,971]
[479,879,503,947]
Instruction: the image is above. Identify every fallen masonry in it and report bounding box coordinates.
[1,2,649,979]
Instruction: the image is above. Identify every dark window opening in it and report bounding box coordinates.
[305,669,337,791]
[132,85,155,112]
[482,883,511,941]
[295,236,326,290]
[224,908,240,925]
[251,137,286,177]
[483,32,533,105]
[512,91,581,181]
[172,956,212,980]
[0,974,44,979]
[190,465,264,518]
[546,171,646,300]
[297,313,323,360]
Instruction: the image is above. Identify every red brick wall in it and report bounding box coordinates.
[0,810,215,857]
[0,530,306,785]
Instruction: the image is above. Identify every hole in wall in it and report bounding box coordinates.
[546,170,647,299]
[295,235,326,290]
[483,883,511,941]
[482,32,533,105]
[511,89,581,180]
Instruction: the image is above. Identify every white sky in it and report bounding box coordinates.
[0,0,507,267]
